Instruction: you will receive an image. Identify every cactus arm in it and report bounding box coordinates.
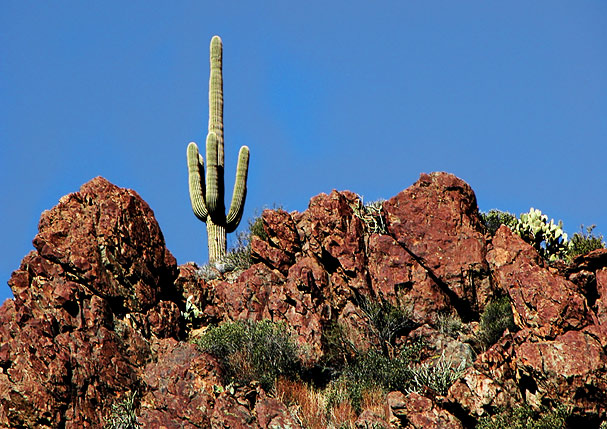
[225,145,250,233]
[205,132,224,218]
[187,142,208,221]
[209,35,224,166]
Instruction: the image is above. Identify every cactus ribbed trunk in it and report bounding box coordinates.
[206,220,227,263]
[186,35,250,264]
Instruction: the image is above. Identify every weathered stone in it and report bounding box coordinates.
[384,172,492,319]
[3,173,607,426]
[139,339,221,428]
[487,226,592,339]
[447,333,521,418]
[402,392,463,429]
[255,392,302,428]
[516,329,607,415]
[0,177,179,428]
[251,209,301,275]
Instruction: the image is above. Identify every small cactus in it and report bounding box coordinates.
[511,208,570,261]
[187,36,250,262]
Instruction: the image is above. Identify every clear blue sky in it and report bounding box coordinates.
[1,2,606,304]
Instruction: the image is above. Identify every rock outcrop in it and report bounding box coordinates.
[1,172,607,427]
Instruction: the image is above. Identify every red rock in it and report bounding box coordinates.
[402,392,463,429]
[4,172,607,426]
[446,333,521,418]
[384,173,492,315]
[0,177,179,427]
[139,339,221,428]
[355,409,390,428]
[255,392,302,428]
[251,209,301,275]
[211,392,256,428]
[517,329,607,415]
[487,226,592,339]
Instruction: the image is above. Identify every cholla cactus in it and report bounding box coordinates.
[187,36,250,262]
[511,208,570,261]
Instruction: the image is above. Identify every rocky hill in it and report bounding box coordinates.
[1,173,606,428]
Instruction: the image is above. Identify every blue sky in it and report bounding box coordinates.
[1,2,606,304]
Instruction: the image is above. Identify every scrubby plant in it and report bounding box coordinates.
[408,352,467,396]
[338,350,412,409]
[104,391,140,429]
[478,296,517,349]
[357,295,416,357]
[187,35,250,263]
[436,312,465,338]
[247,213,268,242]
[325,338,426,413]
[192,319,301,391]
[476,404,569,429]
[481,209,517,235]
[511,208,570,261]
[351,196,387,234]
[277,377,329,428]
[568,224,605,259]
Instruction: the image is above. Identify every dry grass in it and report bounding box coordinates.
[276,377,389,429]
[360,386,388,421]
[276,377,328,428]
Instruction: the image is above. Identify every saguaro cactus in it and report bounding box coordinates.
[187,36,250,263]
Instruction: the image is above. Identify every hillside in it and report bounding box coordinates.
[1,173,606,428]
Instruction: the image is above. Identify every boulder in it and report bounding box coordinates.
[0,177,179,428]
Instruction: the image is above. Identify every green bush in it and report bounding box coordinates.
[436,313,465,338]
[568,224,605,259]
[479,296,517,349]
[247,214,268,241]
[476,404,569,429]
[357,296,416,356]
[329,347,417,412]
[325,337,426,411]
[193,319,301,391]
[481,209,517,235]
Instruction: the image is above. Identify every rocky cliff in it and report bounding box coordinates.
[1,173,606,428]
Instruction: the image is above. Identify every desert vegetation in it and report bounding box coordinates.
[481,208,605,261]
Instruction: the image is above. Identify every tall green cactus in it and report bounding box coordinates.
[187,36,250,263]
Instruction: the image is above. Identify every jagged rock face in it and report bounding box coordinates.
[3,172,607,427]
[381,172,491,319]
[0,177,181,428]
[214,172,494,362]
[447,227,607,421]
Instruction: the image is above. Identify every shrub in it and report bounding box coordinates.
[192,319,301,391]
[247,214,268,241]
[357,295,416,357]
[181,295,203,327]
[351,196,387,234]
[327,339,426,413]
[476,404,569,429]
[479,296,517,349]
[408,353,467,396]
[436,313,465,338]
[481,209,517,235]
[568,224,605,259]
[104,391,140,429]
